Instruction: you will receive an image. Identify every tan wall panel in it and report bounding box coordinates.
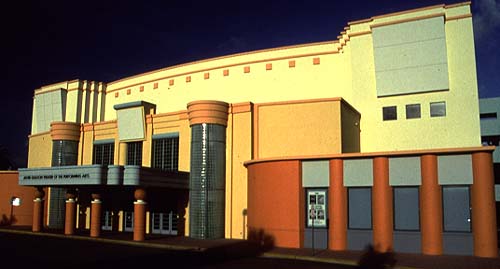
[258,101,342,158]
[94,122,117,141]
[178,119,191,172]
[28,132,52,168]
[225,111,252,239]
[81,129,94,165]
[142,120,153,167]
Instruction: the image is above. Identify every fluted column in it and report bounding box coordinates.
[64,190,77,235]
[90,193,102,238]
[420,154,443,255]
[32,187,45,232]
[133,188,147,241]
[187,100,229,239]
[372,157,393,252]
[329,159,347,250]
[471,152,498,257]
[50,121,81,229]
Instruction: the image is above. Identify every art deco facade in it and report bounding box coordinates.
[17,1,497,258]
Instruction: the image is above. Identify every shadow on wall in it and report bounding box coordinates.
[0,214,17,226]
[357,244,396,269]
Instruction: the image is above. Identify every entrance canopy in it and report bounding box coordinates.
[18,165,189,189]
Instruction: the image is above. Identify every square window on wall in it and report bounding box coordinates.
[430,101,446,117]
[406,104,421,119]
[383,106,397,121]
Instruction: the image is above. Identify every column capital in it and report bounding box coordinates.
[50,121,81,141]
[134,188,147,201]
[187,100,229,126]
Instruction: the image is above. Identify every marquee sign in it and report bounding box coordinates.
[19,165,106,186]
[18,165,189,189]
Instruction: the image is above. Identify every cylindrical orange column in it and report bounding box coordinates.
[64,193,76,235]
[372,157,393,252]
[420,154,443,255]
[32,188,45,232]
[133,188,147,241]
[329,159,347,250]
[90,194,102,238]
[471,152,498,258]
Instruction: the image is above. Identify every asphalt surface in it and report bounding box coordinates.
[0,231,354,269]
[1,227,500,269]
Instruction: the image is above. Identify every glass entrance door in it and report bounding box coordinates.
[102,211,112,231]
[124,211,134,232]
[151,211,178,235]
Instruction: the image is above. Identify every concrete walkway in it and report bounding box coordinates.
[1,226,499,269]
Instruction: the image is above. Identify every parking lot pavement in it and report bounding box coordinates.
[1,226,500,269]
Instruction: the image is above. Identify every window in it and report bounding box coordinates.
[93,142,114,165]
[481,135,500,146]
[442,186,471,232]
[383,106,397,121]
[393,187,420,231]
[152,136,179,171]
[405,104,421,119]
[348,187,372,229]
[480,112,497,120]
[430,101,446,117]
[126,141,143,166]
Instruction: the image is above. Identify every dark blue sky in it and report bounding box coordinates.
[2,0,499,168]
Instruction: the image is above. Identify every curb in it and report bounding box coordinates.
[0,228,202,251]
[261,251,422,269]
[261,252,358,266]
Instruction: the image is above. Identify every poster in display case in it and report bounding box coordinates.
[307,189,327,228]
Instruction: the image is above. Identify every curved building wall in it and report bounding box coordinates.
[247,160,304,248]
[245,146,498,257]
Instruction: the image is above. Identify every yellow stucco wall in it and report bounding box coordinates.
[103,46,348,121]
[346,3,480,152]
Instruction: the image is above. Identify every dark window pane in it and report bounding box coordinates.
[383,106,397,121]
[480,112,497,120]
[127,141,143,166]
[443,186,471,232]
[481,135,500,146]
[93,143,115,165]
[152,136,179,171]
[394,187,420,230]
[406,104,421,119]
[430,102,446,117]
[348,187,372,229]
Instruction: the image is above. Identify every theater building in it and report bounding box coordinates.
[479,97,500,245]
[18,2,497,257]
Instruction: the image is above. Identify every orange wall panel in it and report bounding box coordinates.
[0,171,34,226]
[247,160,304,248]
